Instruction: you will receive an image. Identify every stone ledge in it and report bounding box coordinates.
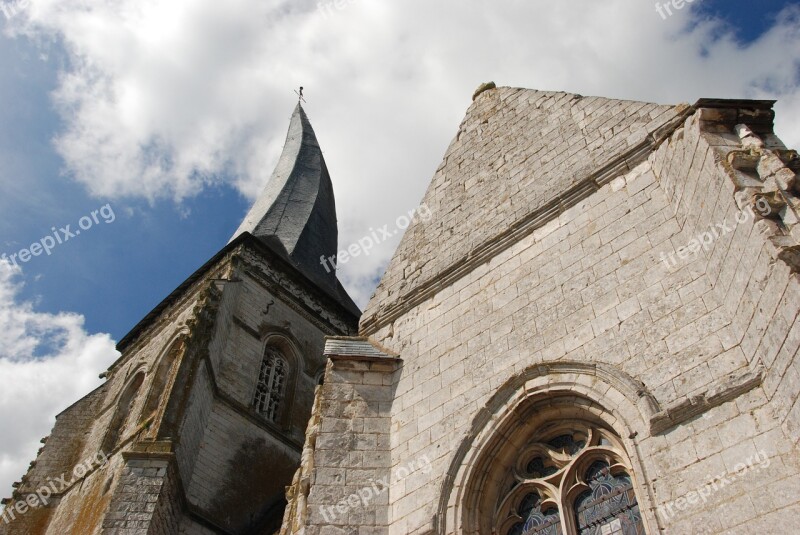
[123,440,176,461]
[324,336,400,363]
[649,366,764,435]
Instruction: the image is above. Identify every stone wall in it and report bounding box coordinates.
[102,455,180,534]
[362,88,686,330]
[3,236,359,534]
[348,93,800,534]
[174,245,358,533]
[0,251,214,535]
[281,340,400,535]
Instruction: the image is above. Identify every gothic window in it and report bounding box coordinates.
[494,422,645,535]
[574,461,643,535]
[101,371,145,453]
[141,337,184,426]
[253,347,288,422]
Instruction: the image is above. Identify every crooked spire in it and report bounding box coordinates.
[232,104,355,311]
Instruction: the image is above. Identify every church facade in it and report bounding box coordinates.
[3,85,800,534]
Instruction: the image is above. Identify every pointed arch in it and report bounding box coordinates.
[140,333,187,433]
[251,332,300,430]
[101,370,146,454]
[437,361,662,535]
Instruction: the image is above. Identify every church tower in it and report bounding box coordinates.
[1,104,359,534]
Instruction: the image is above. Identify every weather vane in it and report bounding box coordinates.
[294,86,306,103]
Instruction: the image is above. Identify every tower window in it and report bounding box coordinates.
[253,347,287,422]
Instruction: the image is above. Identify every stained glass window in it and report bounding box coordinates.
[526,457,558,479]
[495,424,646,535]
[575,462,644,535]
[253,347,287,422]
[547,434,586,455]
[508,493,562,535]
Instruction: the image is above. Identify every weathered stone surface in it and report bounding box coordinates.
[2,107,359,535]
[362,87,683,333]
[308,93,799,534]
[8,90,800,535]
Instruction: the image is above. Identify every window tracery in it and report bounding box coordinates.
[494,422,645,535]
[253,347,288,422]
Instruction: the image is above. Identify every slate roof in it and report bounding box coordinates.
[232,103,359,315]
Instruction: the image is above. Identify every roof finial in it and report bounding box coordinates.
[294,86,306,104]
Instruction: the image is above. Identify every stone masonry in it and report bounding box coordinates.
[5,86,800,535]
[2,102,361,535]
[284,87,800,534]
[1,236,359,534]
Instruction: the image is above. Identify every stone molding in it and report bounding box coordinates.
[238,249,357,336]
[697,103,800,274]
[649,367,765,435]
[436,361,662,535]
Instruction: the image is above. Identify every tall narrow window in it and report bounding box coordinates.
[101,371,145,453]
[575,461,642,535]
[253,347,287,422]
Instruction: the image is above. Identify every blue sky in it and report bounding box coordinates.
[694,0,790,44]
[1,0,795,340]
[0,34,249,338]
[0,0,798,499]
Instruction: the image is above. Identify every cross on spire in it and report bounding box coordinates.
[294,86,306,104]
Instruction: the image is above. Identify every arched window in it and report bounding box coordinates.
[101,371,145,453]
[442,368,658,535]
[141,337,185,426]
[253,347,288,423]
[494,422,645,535]
[574,461,641,534]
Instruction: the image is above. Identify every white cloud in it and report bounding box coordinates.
[0,259,118,498]
[5,0,800,307]
[2,0,797,511]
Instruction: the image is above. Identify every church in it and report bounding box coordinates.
[2,83,800,534]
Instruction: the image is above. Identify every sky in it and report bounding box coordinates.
[0,0,798,499]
